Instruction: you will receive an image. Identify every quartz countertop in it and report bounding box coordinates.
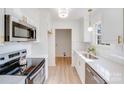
[0,75,26,84]
[74,49,124,84]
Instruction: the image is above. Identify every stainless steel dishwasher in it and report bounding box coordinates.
[85,63,107,84]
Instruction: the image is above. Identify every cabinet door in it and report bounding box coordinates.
[102,8,123,44]
[72,51,76,66]
[80,58,85,84]
[78,56,85,84]
[73,51,80,76]
[75,54,80,75]
[73,51,86,84]
[0,8,4,44]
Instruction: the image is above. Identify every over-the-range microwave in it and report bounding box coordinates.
[4,15,36,42]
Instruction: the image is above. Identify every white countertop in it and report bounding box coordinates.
[74,49,124,84]
[0,75,27,84]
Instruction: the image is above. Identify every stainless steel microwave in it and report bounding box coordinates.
[4,15,36,42]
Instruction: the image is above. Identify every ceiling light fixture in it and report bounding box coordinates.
[88,9,93,32]
[58,8,69,18]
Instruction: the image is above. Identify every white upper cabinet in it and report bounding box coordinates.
[0,8,4,44]
[101,8,123,44]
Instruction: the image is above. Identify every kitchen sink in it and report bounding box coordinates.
[82,53,98,60]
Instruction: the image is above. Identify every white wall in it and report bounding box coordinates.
[31,9,50,57]
[48,19,83,66]
[53,20,82,49]
[55,29,71,57]
[48,32,55,66]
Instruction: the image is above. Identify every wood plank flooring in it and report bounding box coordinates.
[46,57,81,84]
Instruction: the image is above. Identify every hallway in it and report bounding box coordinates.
[46,57,81,84]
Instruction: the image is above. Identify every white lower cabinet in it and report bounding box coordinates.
[78,57,85,83]
[72,51,85,84]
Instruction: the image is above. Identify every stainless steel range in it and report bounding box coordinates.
[0,50,46,84]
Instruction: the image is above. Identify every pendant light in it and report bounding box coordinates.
[58,8,69,18]
[88,9,93,32]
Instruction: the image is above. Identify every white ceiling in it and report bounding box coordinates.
[45,8,96,20]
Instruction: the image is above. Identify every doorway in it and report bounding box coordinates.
[46,29,81,84]
[55,29,72,66]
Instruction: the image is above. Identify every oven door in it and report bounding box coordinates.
[26,64,45,84]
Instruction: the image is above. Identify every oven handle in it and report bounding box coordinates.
[29,64,44,80]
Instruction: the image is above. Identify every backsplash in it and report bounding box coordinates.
[96,44,124,64]
[73,42,90,51]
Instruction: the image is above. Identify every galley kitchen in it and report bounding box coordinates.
[1,8,124,84]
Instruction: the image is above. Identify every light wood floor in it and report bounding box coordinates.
[46,57,81,84]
